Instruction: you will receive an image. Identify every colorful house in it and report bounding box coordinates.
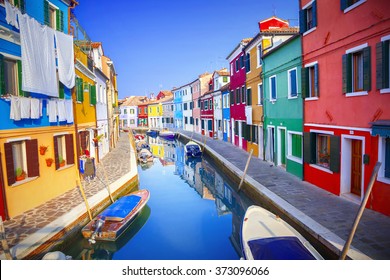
[161,95,174,129]
[0,0,78,219]
[173,85,186,129]
[148,99,163,129]
[200,82,214,138]
[263,34,303,178]
[137,97,149,127]
[183,81,195,132]
[227,38,252,150]
[192,72,212,134]
[211,68,230,140]
[222,83,231,142]
[300,0,390,215]
[120,96,138,129]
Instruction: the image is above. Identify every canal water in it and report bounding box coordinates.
[63,136,255,260]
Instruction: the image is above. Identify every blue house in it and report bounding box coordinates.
[0,0,79,219]
[221,83,231,142]
[173,86,184,129]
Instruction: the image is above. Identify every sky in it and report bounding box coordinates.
[74,0,299,99]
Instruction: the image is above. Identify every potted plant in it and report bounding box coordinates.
[15,167,26,181]
[39,145,48,155]
[59,156,66,167]
[46,158,54,167]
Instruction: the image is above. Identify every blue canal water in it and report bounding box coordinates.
[63,137,255,260]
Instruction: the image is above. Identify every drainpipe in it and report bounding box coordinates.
[299,0,305,181]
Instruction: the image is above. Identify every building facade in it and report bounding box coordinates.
[300,0,390,215]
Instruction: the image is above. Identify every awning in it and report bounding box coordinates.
[371,120,390,137]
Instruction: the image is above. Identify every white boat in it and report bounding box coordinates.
[184,141,202,157]
[241,205,323,260]
[159,130,175,140]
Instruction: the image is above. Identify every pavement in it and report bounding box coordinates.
[1,129,390,260]
[0,132,138,260]
[178,130,390,260]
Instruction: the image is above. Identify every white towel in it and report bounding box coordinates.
[65,99,74,123]
[10,96,21,121]
[20,97,31,119]
[57,99,66,122]
[55,31,75,89]
[5,0,19,29]
[30,98,40,119]
[48,100,57,122]
[18,12,58,97]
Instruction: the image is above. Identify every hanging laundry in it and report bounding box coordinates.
[4,0,19,29]
[20,97,31,119]
[57,99,66,122]
[30,98,41,119]
[65,99,74,123]
[48,100,57,123]
[10,96,21,121]
[55,31,75,89]
[18,12,58,97]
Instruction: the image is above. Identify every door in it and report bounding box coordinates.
[279,128,286,166]
[351,140,362,196]
[238,121,242,147]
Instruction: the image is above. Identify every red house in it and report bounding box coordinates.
[300,0,390,216]
[200,79,214,137]
[227,38,252,150]
[137,96,150,127]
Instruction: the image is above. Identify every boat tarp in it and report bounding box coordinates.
[101,195,142,221]
[248,236,316,260]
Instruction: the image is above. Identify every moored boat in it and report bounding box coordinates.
[82,189,150,242]
[159,130,176,140]
[184,141,202,157]
[241,205,323,260]
[146,129,159,137]
[138,148,153,163]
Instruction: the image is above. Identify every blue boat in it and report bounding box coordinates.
[82,189,150,242]
[184,141,202,157]
[146,129,159,138]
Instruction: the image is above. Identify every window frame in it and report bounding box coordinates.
[257,43,263,67]
[269,75,277,102]
[377,136,390,184]
[287,131,303,164]
[300,0,317,36]
[288,67,298,99]
[342,0,366,14]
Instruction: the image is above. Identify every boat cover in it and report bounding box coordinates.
[248,236,316,260]
[101,195,142,221]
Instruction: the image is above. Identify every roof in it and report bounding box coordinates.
[121,96,150,106]
[220,83,230,92]
[260,27,299,35]
[226,38,253,60]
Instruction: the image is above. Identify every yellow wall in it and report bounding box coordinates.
[74,70,96,126]
[148,103,163,117]
[0,126,78,217]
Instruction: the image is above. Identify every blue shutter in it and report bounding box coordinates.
[290,69,297,96]
[314,64,319,97]
[340,0,348,10]
[299,9,307,34]
[312,0,317,28]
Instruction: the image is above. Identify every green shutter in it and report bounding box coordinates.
[299,9,307,34]
[76,78,84,102]
[20,0,25,13]
[17,60,24,97]
[0,54,5,96]
[90,85,97,105]
[303,132,315,164]
[363,46,371,91]
[376,42,384,89]
[329,135,341,173]
[59,82,64,99]
[60,10,64,32]
[301,67,308,98]
[44,0,49,26]
[312,0,317,27]
[314,64,319,97]
[247,88,252,105]
[342,53,352,94]
[56,9,64,31]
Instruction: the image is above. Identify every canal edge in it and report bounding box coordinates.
[179,133,371,260]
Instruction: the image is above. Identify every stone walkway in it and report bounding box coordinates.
[178,130,390,260]
[0,132,133,257]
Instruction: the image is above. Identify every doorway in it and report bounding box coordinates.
[351,139,362,196]
[277,127,287,167]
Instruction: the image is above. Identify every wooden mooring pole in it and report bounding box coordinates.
[238,149,253,191]
[339,162,381,260]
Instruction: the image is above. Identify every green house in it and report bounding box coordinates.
[262,35,303,178]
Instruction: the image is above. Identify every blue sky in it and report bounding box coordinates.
[74,0,299,99]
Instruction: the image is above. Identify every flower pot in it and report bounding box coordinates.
[16,173,26,181]
[39,146,48,155]
[59,161,66,167]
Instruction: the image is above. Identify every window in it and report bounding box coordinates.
[54,134,74,170]
[223,76,228,83]
[235,121,239,136]
[130,109,135,114]
[257,44,263,67]
[230,90,235,105]
[44,0,64,31]
[204,100,208,110]
[144,107,147,114]
[302,63,319,98]
[245,53,251,73]
[209,99,213,110]
[4,139,40,185]
[235,59,239,72]
[258,83,263,105]
[0,55,26,97]
[342,45,371,95]
[241,86,246,103]
[341,0,366,12]
[185,117,188,124]
[303,132,340,172]
[236,89,240,104]
[89,84,96,105]
[184,103,188,110]
[299,0,317,34]
[240,55,244,69]
[378,137,390,182]
[208,120,212,130]
[376,38,390,92]
[288,132,303,163]
[246,88,252,105]
[251,125,258,144]
[269,75,277,101]
[288,68,298,98]
[124,109,128,114]
[75,77,84,102]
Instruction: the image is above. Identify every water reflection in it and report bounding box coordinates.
[63,135,254,259]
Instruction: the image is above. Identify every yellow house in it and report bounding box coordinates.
[74,44,97,160]
[148,102,163,128]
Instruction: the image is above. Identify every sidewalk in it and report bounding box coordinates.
[0,133,138,260]
[178,130,390,260]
